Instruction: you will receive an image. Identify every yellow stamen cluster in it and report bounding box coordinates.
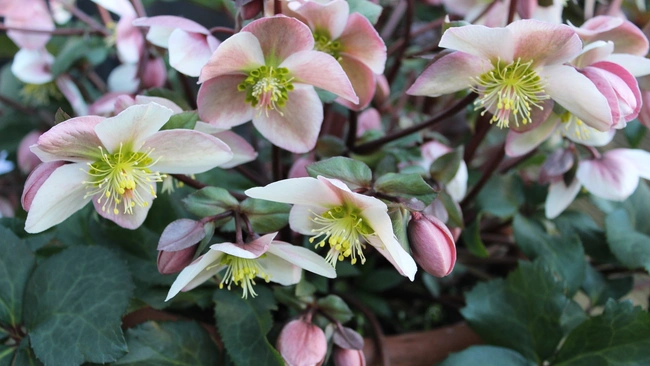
[238,66,294,116]
[309,205,375,267]
[560,111,591,140]
[472,58,549,128]
[313,33,342,61]
[218,255,270,298]
[82,144,164,215]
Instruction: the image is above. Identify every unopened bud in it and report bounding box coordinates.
[539,148,574,184]
[333,347,366,366]
[407,212,456,277]
[241,0,262,19]
[17,130,42,174]
[157,245,197,274]
[276,320,327,366]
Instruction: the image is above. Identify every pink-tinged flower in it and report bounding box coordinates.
[408,20,614,131]
[333,347,366,366]
[518,0,565,24]
[639,89,650,128]
[277,319,327,366]
[17,130,42,174]
[245,176,417,280]
[1,0,54,49]
[166,233,336,299]
[88,92,132,116]
[441,0,510,27]
[197,16,358,153]
[284,0,386,110]
[357,108,382,137]
[49,0,75,24]
[92,0,143,64]
[571,16,649,56]
[193,122,258,168]
[23,103,234,233]
[288,155,315,179]
[545,149,650,218]
[407,212,456,277]
[418,141,467,202]
[133,16,221,77]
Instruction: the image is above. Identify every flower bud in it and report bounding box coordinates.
[276,320,327,366]
[333,347,366,366]
[407,212,456,277]
[157,245,197,274]
[241,0,262,20]
[17,130,42,174]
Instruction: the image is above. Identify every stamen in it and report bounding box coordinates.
[560,111,591,140]
[238,66,294,116]
[471,58,549,128]
[313,33,342,61]
[218,255,270,298]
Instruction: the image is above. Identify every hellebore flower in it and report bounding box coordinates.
[276,319,328,366]
[333,348,366,366]
[407,19,613,131]
[407,212,456,277]
[197,16,358,153]
[92,0,143,64]
[133,16,221,77]
[165,233,336,300]
[1,0,54,50]
[418,140,468,202]
[23,102,233,233]
[17,130,42,174]
[284,0,387,110]
[245,176,417,280]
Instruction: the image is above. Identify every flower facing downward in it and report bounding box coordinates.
[23,102,233,233]
[245,176,417,280]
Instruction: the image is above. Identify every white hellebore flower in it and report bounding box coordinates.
[246,176,417,280]
[22,102,233,233]
[166,232,336,299]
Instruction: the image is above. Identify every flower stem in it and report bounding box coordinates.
[346,110,358,152]
[385,0,413,85]
[461,143,506,208]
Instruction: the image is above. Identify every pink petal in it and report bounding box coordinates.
[89,93,131,116]
[335,57,375,111]
[55,75,88,116]
[245,177,342,207]
[606,54,650,78]
[592,61,642,124]
[212,130,258,169]
[280,50,357,104]
[577,154,639,201]
[267,242,337,278]
[545,178,581,219]
[357,108,382,137]
[199,32,265,82]
[93,179,156,229]
[141,57,167,89]
[169,29,215,77]
[293,0,349,39]
[142,130,233,174]
[407,51,492,97]
[573,41,614,68]
[33,115,105,163]
[11,49,53,85]
[240,16,315,64]
[541,64,613,132]
[197,74,253,128]
[505,113,559,157]
[607,149,650,180]
[166,249,225,300]
[251,84,323,153]
[5,2,54,50]
[338,13,386,74]
[439,23,515,62]
[158,218,205,251]
[134,95,183,113]
[507,20,582,67]
[92,0,136,17]
[211,233,276,259]
[24,163,91,233]
[133,16,211,48]
[116,15,144,64]
[18,130,42,174]
[22,161,64,211]
[576,16,649,56]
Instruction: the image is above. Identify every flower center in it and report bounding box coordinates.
[82,144,164,215]
[238,66,294,116]
[313,32,342,61]
[218,255,270,298]
[309,205,375,267]
[472,58,549,128]
[560,111,591,140]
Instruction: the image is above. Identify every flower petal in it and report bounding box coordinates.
[280,50,358,104]
[134,95,183,113]
[169,29,217,77]
[107,63,139,93]
[11,49,54,84]
[251,84,323,153]
[545,178,581,219]
[142,130,233,173]
[24,163,91,233]
[607,149,650,180]
[337,13,386,74]
[507,20,582,67]
[166,249,225,301]
[577,154,639,201]
[55,75,88,116]
[92,0,136,17]
[22,161,64,211]
[293,0,349,39]
[257,254,302,286]
[5,3,54,50]
[439,23,515,62]
[240,16,315,64]
[606,54,650,77]
[33,115,105,163]
[116,15,143,64]
[267,242,337,278]
[447,161,468,202]
[335,56,375,111]
[197,75,254,128]
[289,204,325,235]
[199,32,265,82]
[407,51,491,97]
[246,177,342,207]
[133,16,211,48]
[212,130,258,169]
[95,102,174,153]
[504,114,559,157]
[93,180,156,229]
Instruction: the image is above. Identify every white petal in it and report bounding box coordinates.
[245,177,342,207]
[134,95,184,113]
[606,54,650,77]
[289,204,324,236]
[11,49,54,84]
[168,29,214,77]
[107,63,139,93]
[608,149,650,180]
[447,161,468,202]
[577,154,639,201]
[545,179,581,219]
[166,250,224,301]
[267,242,336,278]
[257,254,302,286]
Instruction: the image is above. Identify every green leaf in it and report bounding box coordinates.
[429,148,463,185]
[24,246,134,366]
[0,227,35,327]
[439,191,463,228]
[183,187,239,217]
[624,120,646,148]
[306,157,372,189]
[440,346,534,366]
[315,135,346,158]
[388,206,410,252]
[54,108,71,124]
[142,88,191,110]
[461,260,569,363]
[582,264,633,307]
[513,215,585,295]
[461,213,489,258]
[374,173,437,206]
[605,209,650,272]
[240,198,290,233]
[554,300,650,365]
[161,111,198,130]
[317,295,353,323]
[347,0,383,24]
[595,182,650,236]
[560,300,588,336]
[50,37,106,76]
[554,211,615,263]
[115,321,220,365]
[213,287,283,366]
[12,338,43,366]
[475,174,524,219]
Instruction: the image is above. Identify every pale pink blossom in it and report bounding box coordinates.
[277,319,328,366]
[23,103,234,233]
[246,176,417,280]
[1,0,54,49]
[407,212,456,277]
[92,0,143,64]
[357,108,382,137]
[418,141,467,202]
[197,16,358,153]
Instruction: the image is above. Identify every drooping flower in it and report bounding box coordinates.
[284,0,387,110]
[23,102,233,233]
[1,0,54,50]
[17,130,42,174]
[197,16,358,153]
[417,141,467,202]
[407,20,614,131]
[245,176,418,280]
[92,0,143,64]
[165,233,336,300]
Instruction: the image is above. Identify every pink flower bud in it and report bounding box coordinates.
[276,320,327,366]
[241,0,263,20]
[141,57,167,90]
[407,212,456,277]
[17,130,42,174]
[157,245,197,274]
[333,348,366,366]
[288,156,315,179]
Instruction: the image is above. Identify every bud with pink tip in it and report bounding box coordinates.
[276,319,327,366]
[17,130,42,174]
[157,245,197,275]
[333,348,366,366]
[157,218,207,274]
[407,212,456,277]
